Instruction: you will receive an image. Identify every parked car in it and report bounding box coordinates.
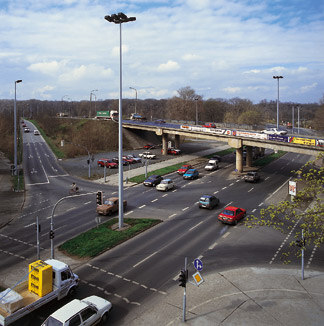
[167,148,181,155]
[156,178,174,191]
[139,151,156,159]
[243,171,260,183]
[177,164,192,175]
[205,161,219,171]
[202,123,216,128]
[41,295,112,326]
[111,157,129,165]
[126,154,142,163]
[143,144,155,149]
[218,206,246,225]
[144,175,163,186]
[97,159,118,168]
[183,169,199,180]
[199,195,219,209]
[261,128,287,135]
[123,156,135,164]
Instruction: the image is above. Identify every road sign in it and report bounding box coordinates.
[192,271,204,286]
[193,258,203,271]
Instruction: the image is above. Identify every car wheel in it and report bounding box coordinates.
[101,312,109,323]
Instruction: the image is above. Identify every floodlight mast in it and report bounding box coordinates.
[105,12,136,229]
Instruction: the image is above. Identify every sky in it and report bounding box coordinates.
[1,0,323,104]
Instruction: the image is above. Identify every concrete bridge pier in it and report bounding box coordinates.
[228,138,243,173]
[175,134,180,149]
[245,146,253,168]
[161,133,168,155]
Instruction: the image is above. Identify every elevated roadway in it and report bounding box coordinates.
[122,120,323,172]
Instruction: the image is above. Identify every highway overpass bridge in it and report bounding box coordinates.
[123,120,323,172]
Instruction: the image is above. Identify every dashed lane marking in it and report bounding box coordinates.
[0,248,27,260]
[125,211,133,216]
[168,213,177,219]
[189,221,204,231]
[139,205,146,209]
[151,199,158,203]
[209,242,218,250]
[248,187,254,192]
[182,207,189,211]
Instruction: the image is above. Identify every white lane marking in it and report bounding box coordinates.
[229,183,234,186]
[168,213,177,219]
[222,186,227,190]
[151,199,158,203]
[125,211,133,215]
[252,209,256,213]
[265,177,270,180]
[248,187,254,192]
[258,202,263,207]
[225,201,233,206]
[306,244,318,269]
[84,201,91,205]
[209,242,218,250]
[189,221,204,231]
[139,205,146,209]
[223,232,230,238]
[214,190,219,194]
[133,251,157,268]
[162,194,168,197]
[182,207,189,211]
[24,222,36,228]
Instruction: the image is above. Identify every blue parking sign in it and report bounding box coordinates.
[193,258,203,271]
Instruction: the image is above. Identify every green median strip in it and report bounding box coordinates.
[254,150,286,167]
[59,218,162,258]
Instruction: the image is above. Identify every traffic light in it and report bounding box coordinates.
[49,230,55,239]
[178,269,188,288]
[96,191,103,205]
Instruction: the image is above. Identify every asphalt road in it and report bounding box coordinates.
[1,121,323,326]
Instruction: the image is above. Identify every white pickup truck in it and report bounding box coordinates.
[0,259,79,326]
[261,128,287,135]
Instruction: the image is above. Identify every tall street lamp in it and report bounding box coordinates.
[297,105,302,134]
[105,12,136,229]
[273,76,283,129]
[129,87,137,114]
[89,89,98,118]
[14,80,22,177]
[194,97,199,125]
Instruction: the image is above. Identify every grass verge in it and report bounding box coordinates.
[59,218,162,258]
[254,150,286,167]
[29,120,65,159]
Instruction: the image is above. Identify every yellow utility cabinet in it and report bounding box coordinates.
[28,260,53,297]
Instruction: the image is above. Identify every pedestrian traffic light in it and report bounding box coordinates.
[49,230,55,239]
[96,191,103,205]
[179,269,188,288]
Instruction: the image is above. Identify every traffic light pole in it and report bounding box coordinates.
[183,257,187,322]
[301,229,304,280]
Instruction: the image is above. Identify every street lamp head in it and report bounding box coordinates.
[105,12,136,24]
[273,76,283,79]
[15,80,22,84]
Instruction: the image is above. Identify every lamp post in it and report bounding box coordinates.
[194,97,199,125]
[89,89,98,118]
[14,80,22,177]
[297,105,302,134]
[273,76,283,129]
[105,12,136,229]
[129,87,137,114]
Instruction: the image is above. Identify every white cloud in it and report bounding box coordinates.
[27,60,67,75]
[243,69,261,74]
[182,54,201,61]
[157,60,180,72]
[222,87,241,94]
[35,85,55,99]
[300,82,318,93]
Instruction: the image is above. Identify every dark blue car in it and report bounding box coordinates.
[143,175,163,186]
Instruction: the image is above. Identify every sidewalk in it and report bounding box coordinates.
[123,267,324,326]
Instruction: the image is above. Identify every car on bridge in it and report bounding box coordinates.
[218,206,246,225]
[199,195,219,209]
[261,128,287,135]
[183,169,199,180]
[202,123,216,128]
[144,175,163,186]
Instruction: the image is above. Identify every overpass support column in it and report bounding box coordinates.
[245,146,253,168]
[236,148,243,173]
[228,138,243,173]
[162,133,168,155]
[175,134,180,148]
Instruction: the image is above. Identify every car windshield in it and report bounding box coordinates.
[42,316,63,326]
[186,170,194,174]
[222,209,234,216]
[148,175,157,180]
[160,180,168,184]
[180,166,188,169]
[200,197,210,202]
[247,172,255,176]
[104,200,114,205]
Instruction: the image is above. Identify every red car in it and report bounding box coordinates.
[203,123,216,128]
[123,156,135,164]
[177,164,192,175]
[218,206,246,225]
[167,148,181,155]
[97,159,118,168]
[144,144,155,149]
